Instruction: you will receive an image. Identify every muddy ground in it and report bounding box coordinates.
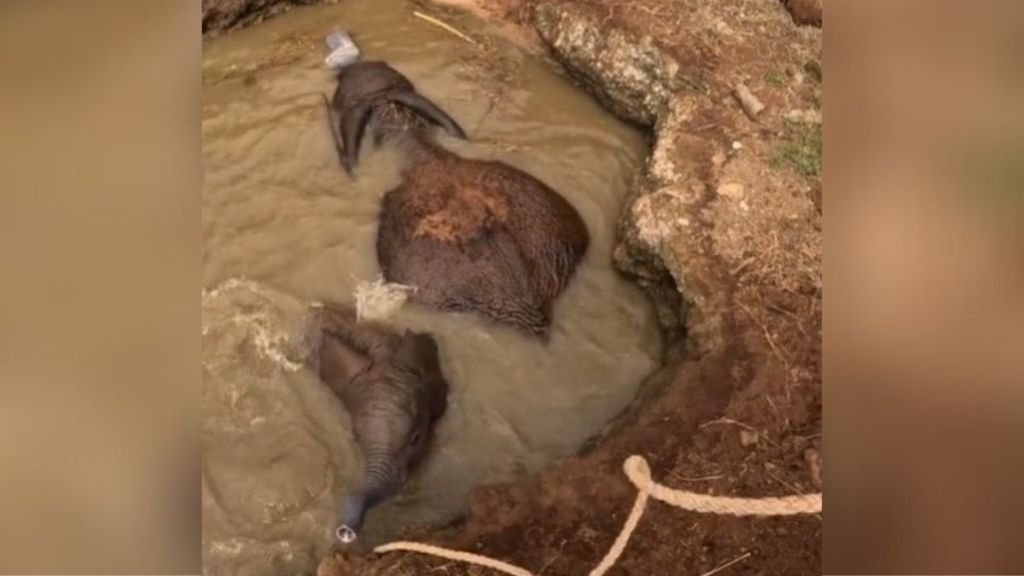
[203,0,822,573]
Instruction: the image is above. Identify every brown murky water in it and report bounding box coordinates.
[202,1,660,574]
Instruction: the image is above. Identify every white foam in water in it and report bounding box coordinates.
[354,278,417,321]
[202,277,310,373]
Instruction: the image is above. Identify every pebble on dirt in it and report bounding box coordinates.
[784,0,823,27]
[804,447,823,489]
[733,83,765,119]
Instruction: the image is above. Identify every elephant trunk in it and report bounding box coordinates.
[336,444,405,543]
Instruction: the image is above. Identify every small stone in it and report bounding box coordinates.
[787,0,823,27]
[732,141,743,150]
[739,429,759,446]
[786,109,823,125]
[716,182,745,200]
[804,448,823,489]
[739,200,750,212]
[733,83,766,119]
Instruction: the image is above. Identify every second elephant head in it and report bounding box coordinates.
[317,303,449,543]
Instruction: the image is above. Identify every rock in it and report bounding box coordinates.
[785,109,823,125]
[716,182,745,200]
[532,2,682,126]
[739,429,759,446]
[202,0,325,36]
[784,0,823,27]
[733,83,766,119]
[803,447,823,489]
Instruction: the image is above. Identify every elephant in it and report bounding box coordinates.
[324,61,590,338]
[317,302,449,543]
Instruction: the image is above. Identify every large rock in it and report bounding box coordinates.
[202,0,326,36]
[531,2,682,126]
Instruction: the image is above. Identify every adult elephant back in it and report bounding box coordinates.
[377,139,588,339]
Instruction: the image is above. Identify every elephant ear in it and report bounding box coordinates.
[393,331,449,419]
[319,331,371,398]
[323,94,346,169]
[388,90,467,140]
[340,100,374,174]
[391,331,435,370]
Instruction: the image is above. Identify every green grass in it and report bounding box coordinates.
[765,69,787,87]
[771,121,822,179]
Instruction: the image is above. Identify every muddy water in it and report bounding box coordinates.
[202,1,660,574]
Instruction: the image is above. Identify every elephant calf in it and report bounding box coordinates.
[324,61,590,338]
[317,302,448,543]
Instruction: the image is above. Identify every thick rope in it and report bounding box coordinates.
[623,455,822,515]
[374,542,532,576]
[586,488,648,576]
[373,455,822,575]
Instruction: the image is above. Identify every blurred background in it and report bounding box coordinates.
[0,0,1021,573]
[0,0,200,573]
[825,0,1024,573]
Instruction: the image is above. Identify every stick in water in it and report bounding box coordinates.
[412,11,481,47]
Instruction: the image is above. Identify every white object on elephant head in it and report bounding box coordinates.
[325,29,360,69]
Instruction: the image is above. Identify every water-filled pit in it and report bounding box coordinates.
[202,1,661,573]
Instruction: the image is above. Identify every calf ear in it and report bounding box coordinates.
[393,333,445,383]
[389,90,467,140]
[323,94,345,168]
[340,100,373,174]
[392,333,448,418]
[318,332,371,396]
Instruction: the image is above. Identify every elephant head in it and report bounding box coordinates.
[317,304,448,543]
[323,61,466,173]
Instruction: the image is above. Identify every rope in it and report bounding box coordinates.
[586,488,648,576]
[623,456,822,515]
[375,542,533,576]
[372,454,822,575]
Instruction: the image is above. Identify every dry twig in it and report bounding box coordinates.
[699,552,752,576]
[413,11,481,47]
[700,418,782,450]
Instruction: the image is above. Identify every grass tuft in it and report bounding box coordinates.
[771,121,821,179]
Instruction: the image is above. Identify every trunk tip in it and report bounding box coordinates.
[336,524,358,544]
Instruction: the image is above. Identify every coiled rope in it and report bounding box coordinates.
[373,455,822,576]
